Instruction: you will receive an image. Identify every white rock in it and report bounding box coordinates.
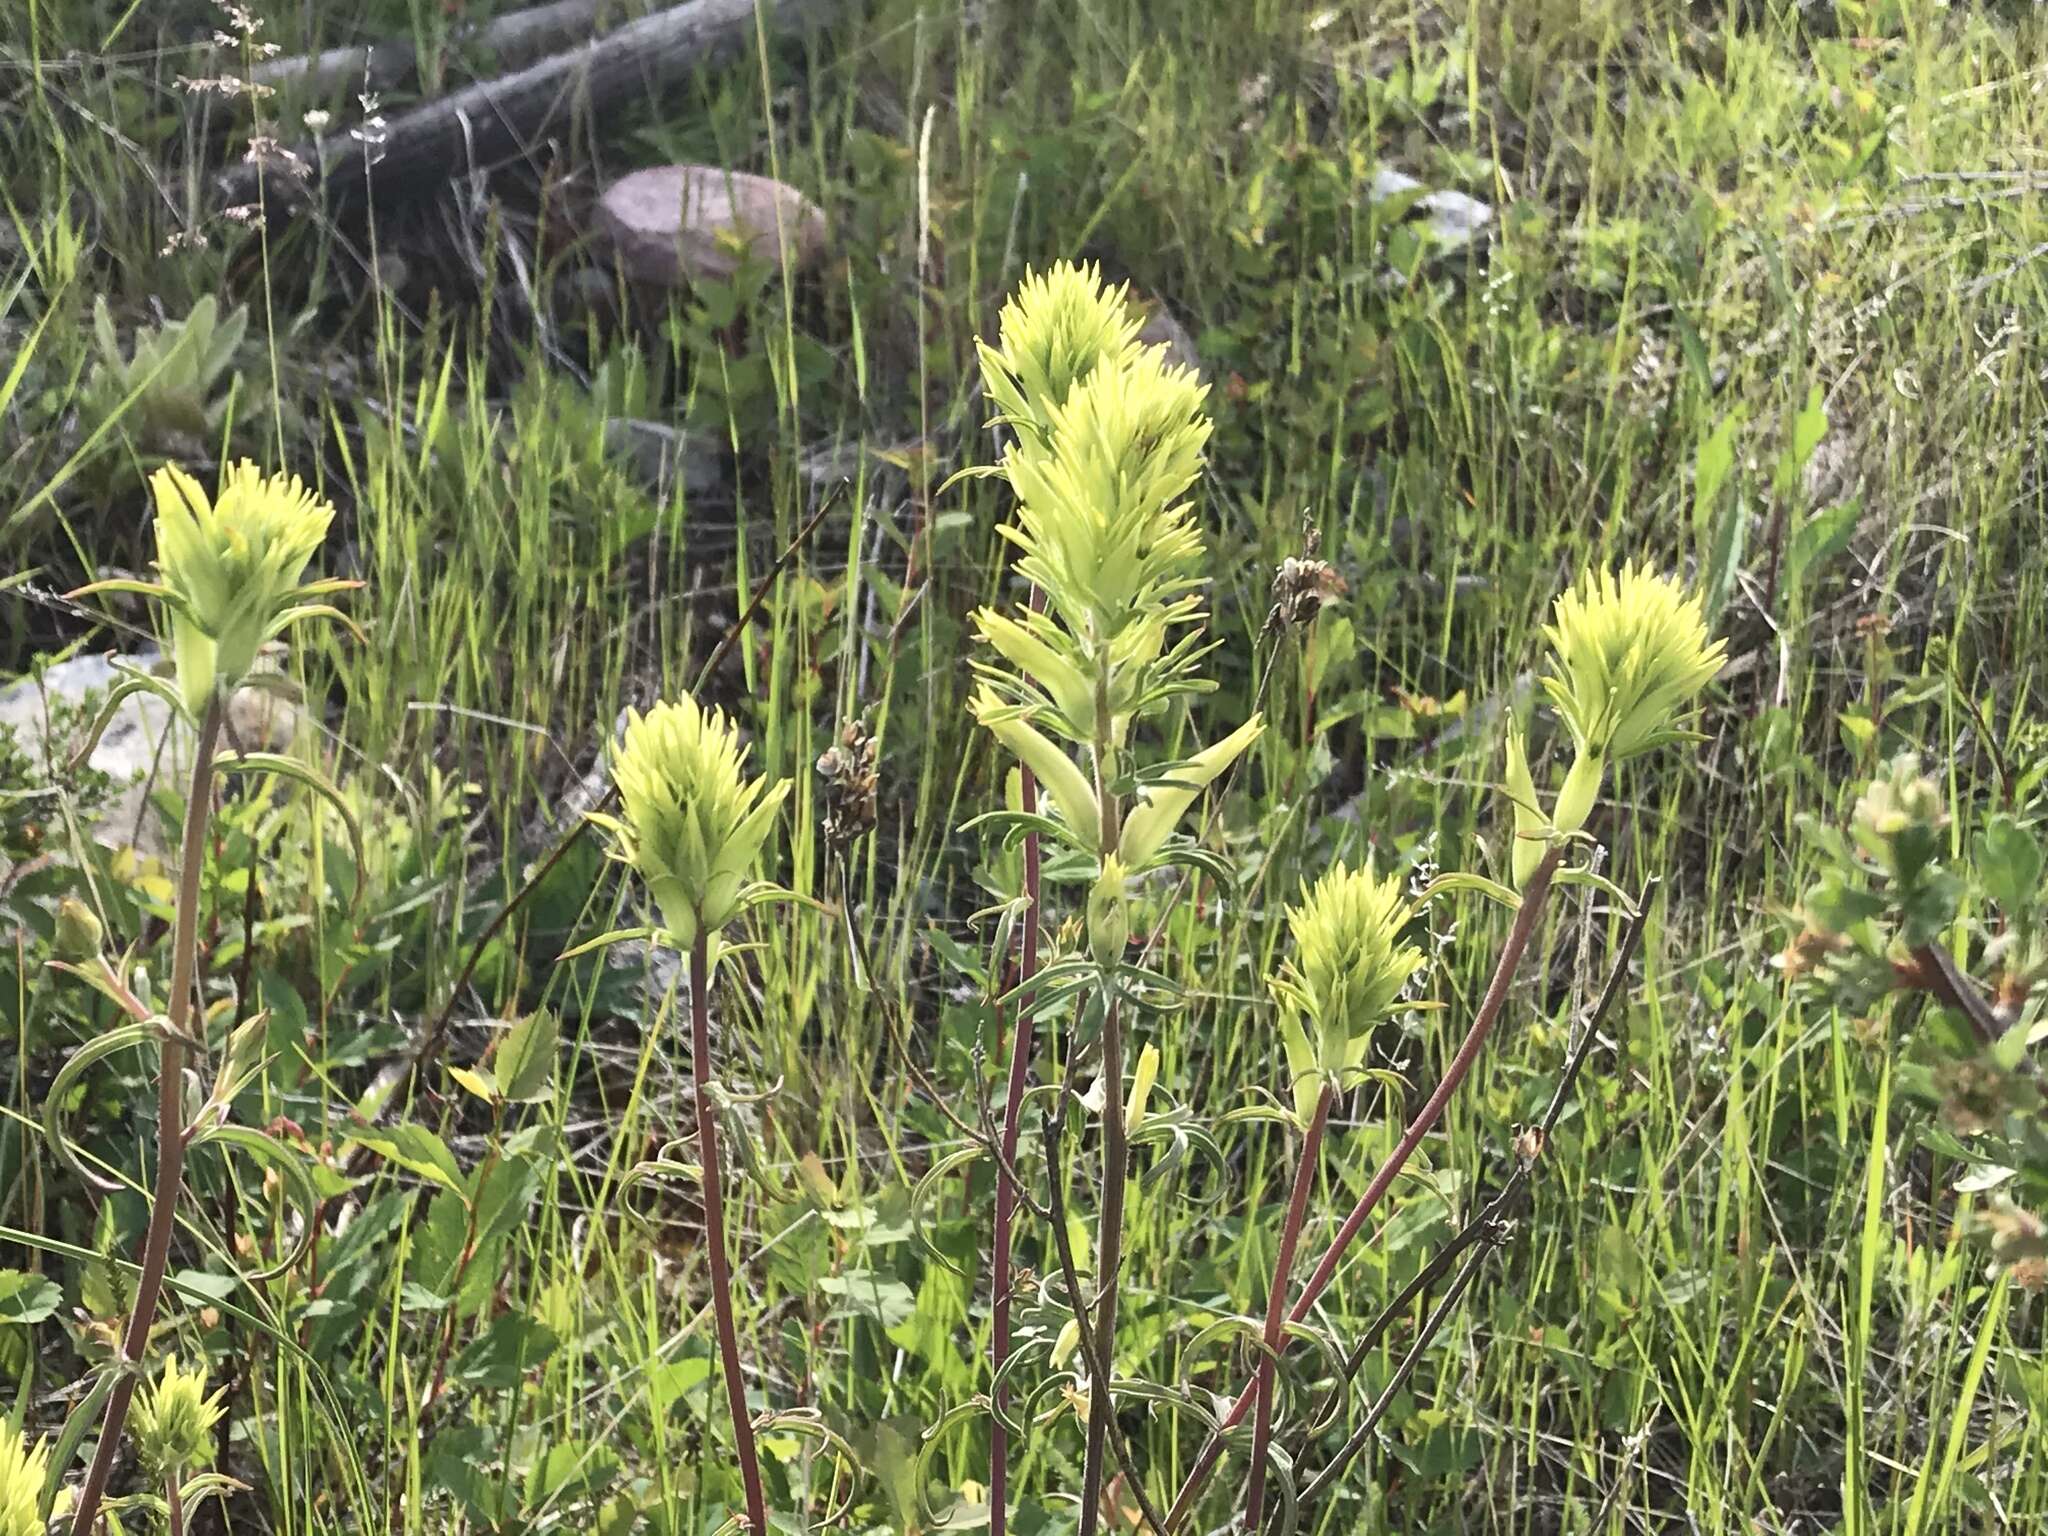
[1369,167,1493,248]
[596,165,829,288]
[0,652,300,857]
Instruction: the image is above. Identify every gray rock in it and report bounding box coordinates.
[603,418,728,499]
[0,651,301,857]
[1370,167,1493,248]
[595,165,829,288]
[795,438,920,490]
[1133,296,1203,377]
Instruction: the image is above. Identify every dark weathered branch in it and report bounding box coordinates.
[218,0,844,211]
[249,0,614,98]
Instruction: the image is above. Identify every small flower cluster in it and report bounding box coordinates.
[1780,752,2046,1288]
[1270,864,1425,1125]
[71,461,357,717]
[132,1355,226,1481]
[1502,562,1725,886]
[593,696,790,951]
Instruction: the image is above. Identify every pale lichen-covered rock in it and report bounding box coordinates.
[595,165,829,287]
[0,651,300,858]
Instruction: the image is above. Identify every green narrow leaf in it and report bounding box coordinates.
[1786,497,1861,595]
[1692,410,1742,535]
[1701,488,1748,629]
[351,1123,466,1194]
[494,1010,559,1104]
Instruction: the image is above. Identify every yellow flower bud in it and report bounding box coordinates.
[1552,748,1604,840]
[595,697,791,948]
[1087,857,1131,970]
[1501,729,1547,889]
[1270,863,1425,1102]
[131,1354,225,1480]
[1049,1315,1083,1370]
[1125,1042,1161,1133]
[53,896,105,962]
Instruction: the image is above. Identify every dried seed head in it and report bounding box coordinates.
[815,719,879,852]
[1980,1201,2046,1288]
[1264,518,1346,638]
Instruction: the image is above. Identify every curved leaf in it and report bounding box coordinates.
[41,1021,156,1193]
[187,1124,319,1282]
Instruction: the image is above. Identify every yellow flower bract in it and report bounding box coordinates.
[1541,562,1725,770]
[999,346,1212,647]
[132,1353,226,1479]
[0,1430,49,1536]
[599,697,791,949]
[1271,862,1425,1122]
[976,259,1145,446]
[150,459,341,713]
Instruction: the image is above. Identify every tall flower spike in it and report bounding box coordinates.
[976,260,1145,444]
[999,346,1212,647]
[0,1431,49,1536]
[1541,563,1725,835]
[73,461,358,716]
[1269,863,1426,1128]
[593,697,791,950]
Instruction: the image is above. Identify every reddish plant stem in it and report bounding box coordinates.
[989,586,1047,1536]
[1164,848,1561,1531]
[1077,995,1128,1536]
[1243,1080,1334,1529]
[988,779,1042,1536]
[70,698,224,1536]
[691,933,770,1533]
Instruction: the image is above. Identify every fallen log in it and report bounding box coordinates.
[217,0,843,212]
[251,0,619,97]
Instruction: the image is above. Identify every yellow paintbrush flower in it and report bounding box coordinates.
[976,260,1145,445]
[131,1354,226,1480]
[1087,855,1132,969]
[0,1430,49,1536]
[1269,862,1425,1126]
[999,346,1212,648]
[72,460,357,716]
[1541,563,1725,835]
[592,697,791,949]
